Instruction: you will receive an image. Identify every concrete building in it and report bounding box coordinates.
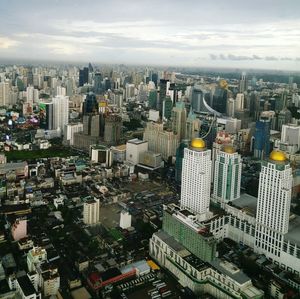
[126,139,148,165]
[171,101,186,140]
[119,210,132,229]
[255,150,292,262]
[150,204,263,299]
[90,145,112,167]
[83,197,100,225]
[52,95,69,134]
[104,114,122,145]
[213,146,242,205]
[281,124,300,150]
[185,109,200,140]
[11,218,27,241]
[143,122,179,160]
[64,123,83,146]
[180,138,211,217]
[27,247,47,272]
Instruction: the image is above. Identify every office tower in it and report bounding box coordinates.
[191,86,203,113]
[151,73,158,87]
[281,124,300,150]
[171,101,186,140]
[143,122,179,160]
[254,117,270,159]
[213,146,241,204]
[148,90,157,109]
[52,95,69,134]
[162,96,173,120]
[39,100,54,130]
[185,109,200,140]
[26,85,34,105]
[239,72,247,92]
[125,83,135,100]
[157,79,168,115]
[79,67,89,86]
[212,87,227,114]
[88,62,93,72]
[103,77,111,91]
[235,93,244,111]
[277,108,292,131]
[83,197,100,225]
[83,92,98,114]
[27,68,33,85]
[66,79,74,97]
[255,150,292,259]
[227,98,235,117]
[180,138,211,216]
[0,82,9,106]
[94,73,103,94]
[56,86,66,96]
[175,140,189,183]
[104,114,122,144]
[64,123,83,146]
[90,145,112,167]
[137,82,147,102]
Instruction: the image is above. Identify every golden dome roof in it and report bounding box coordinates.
[222,145,236,154]
[269,150,286,162]
[219,79,228,89]
[191,138,206,149]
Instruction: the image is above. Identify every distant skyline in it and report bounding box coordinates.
[1,0,300,71]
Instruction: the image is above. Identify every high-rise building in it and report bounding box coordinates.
[39,100,54,130]
[83,92,98,114]
[103,114,122,144]
[83,197,100,225]
[175,140,189,183]
[148,90,157,109]
[26,85,34,105]
[157,79,168,115]
[143,122,179,160]
[126,139,148,165]
[213,146,242,205]
[171,101,186,140]
[239,72,247,93]
[253,117,270,159]
[79,67,89,86]
[64,123,83,146]
[277,108,292,131]
[191,86,203,113]
[94,73,103,94]
[0,82,9,106]
[255,150,292,260]
[235,93,245,111]
[162,96,173,120]
[180,138,211,216]
[212,87,227,114]
[52,95,69,134]
[125,83,135,100]
[185,109,200,140]
[281,124,300,150]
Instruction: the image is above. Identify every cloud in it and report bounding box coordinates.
[209,54,298,62]
[0,36,19,49]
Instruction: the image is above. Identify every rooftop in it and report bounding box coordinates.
[231,193,258,216]
[127,138,147,145]
[210,258,250,285]
[17,275,36,297]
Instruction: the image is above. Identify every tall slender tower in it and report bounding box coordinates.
[185,109,200,140]
[213,145,242,205]
[171,101,186,140]
[180,138,211,216]
[255,150,292,259]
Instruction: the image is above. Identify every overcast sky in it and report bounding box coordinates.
[1,0,300,70]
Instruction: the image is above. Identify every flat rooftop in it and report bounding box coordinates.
[210,259,250,285]
[231,193,258,216]
[127,138,147,145]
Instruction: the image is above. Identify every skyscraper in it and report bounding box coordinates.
[180,138,211,216]
[162,96,173,120]
[254,117,270,159]
[52,95,69,134]
[79,67,89,86]
[157,79,168,116]
[255,150,292,259]
[239,72,247,93]
[175,140,189,183]
[212,87,227,114]
[0,82,9,106]
[185,109,200,140]
[213,146,242,204]
[104,114,122,144]
[171,101,186,140]
[191,86,203,113]
[83,197,100,225]
[94,73,103,94]
[83,92,98,114]
[148,90,157,109]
